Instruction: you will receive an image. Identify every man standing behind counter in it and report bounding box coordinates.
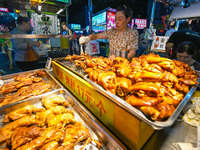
[79,5,138,61]
[166,21,200,62]
[11,16,40,71]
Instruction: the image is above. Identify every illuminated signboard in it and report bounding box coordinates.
[92,11,106,32]
[92,11,106,25]
[70,24,81,30]
[131,19,134,28]
[134,19,147,29]
[107,11,115,30]
[56,0,69,3]
[0,7,8,12]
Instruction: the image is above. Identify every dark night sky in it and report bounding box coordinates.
[63,0,149,28]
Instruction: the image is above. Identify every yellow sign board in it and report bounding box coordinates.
[52,62,114,128]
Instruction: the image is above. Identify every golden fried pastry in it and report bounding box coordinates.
[36,106,72,124]
[3,105,44,123]
[40,141,59,150]
[116,77,132,97]
[97,71,117,94]
[47,113,75,129]
[41,96,69,109]
[0,116,43,142]
[11,126,44,149]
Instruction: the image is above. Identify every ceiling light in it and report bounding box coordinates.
[183,0,190,8]
[38,5,42,11]
[56,9,64,15]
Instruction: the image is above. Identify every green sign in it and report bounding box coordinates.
[56,0,69,3]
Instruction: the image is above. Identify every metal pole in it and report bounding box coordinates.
[66,4,69,27]
[150,0,156,27]
[88,0,93,34]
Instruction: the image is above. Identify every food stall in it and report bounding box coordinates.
[51,54,200,149]
[0,0,200,150]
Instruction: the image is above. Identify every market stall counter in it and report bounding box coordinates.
[52,54,200,150]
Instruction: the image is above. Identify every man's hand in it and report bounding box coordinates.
[79,36,90,45]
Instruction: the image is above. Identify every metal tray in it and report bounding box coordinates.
[54,57,86,77]
[0,89,123,150]
[0,69,63,107]
[84,74,200,129]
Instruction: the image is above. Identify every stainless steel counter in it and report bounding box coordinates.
[142,111,197,150]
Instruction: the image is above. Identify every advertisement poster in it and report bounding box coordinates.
[151,36,169,52]
[107,11,115,30]
[31,13,58,34]
[134,19,147,29]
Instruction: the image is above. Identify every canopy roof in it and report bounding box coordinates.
[169,2,200,20]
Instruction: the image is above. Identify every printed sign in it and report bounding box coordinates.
[52,63,115,127]
[151,36,169,52]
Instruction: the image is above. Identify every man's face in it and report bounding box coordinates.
[23,21,32,32]
[62,25,67,30]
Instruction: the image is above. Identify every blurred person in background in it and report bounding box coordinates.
[166,21,200,61]
[61,22,72,38]
[79,5,138,61]
[136,27,147,57]
[11,16,40,71]
[61,22,73,55]
[165,21,176,37]
[176,41,200,70]
[1,25,14,70]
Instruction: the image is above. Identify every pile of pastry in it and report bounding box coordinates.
[0,70,53,107]
[72,53,199,121]
[0,96,102,150]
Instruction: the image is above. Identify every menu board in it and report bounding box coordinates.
[107,11,115,30]
[151,36,169,52]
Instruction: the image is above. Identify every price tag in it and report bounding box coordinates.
[45,57,52,70]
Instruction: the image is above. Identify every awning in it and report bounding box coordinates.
[169,2,200,20]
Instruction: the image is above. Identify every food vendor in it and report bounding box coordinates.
[176,41,200,70]
[10,16,40,71]
[79,5,139,61]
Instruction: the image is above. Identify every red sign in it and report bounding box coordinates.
[0,7,8,12]
[107,11,115,30]
[134,19,147,29]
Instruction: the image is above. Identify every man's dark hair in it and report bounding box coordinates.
[178,21,190,30]
[17,16,30,25]
[169,21,176,28]
[61,22,66,26]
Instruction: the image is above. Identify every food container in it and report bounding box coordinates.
[84,74,200,129]
[52,61,155,150]
[54,57,86,77]
[0,69,63,108]
[0,89,124,150]
[115,49,121,57]
[120,49,128,58]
